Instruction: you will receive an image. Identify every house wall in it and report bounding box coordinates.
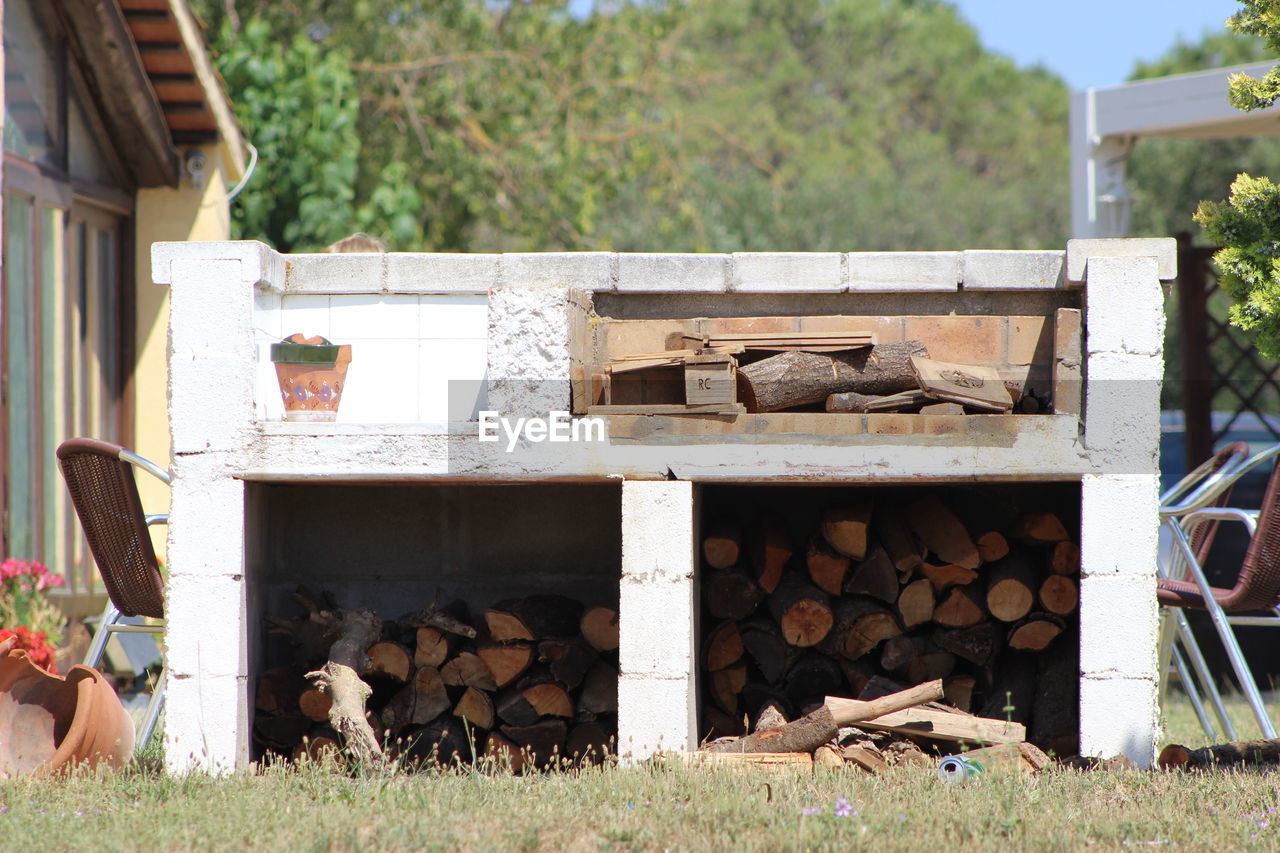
[133,140,238,552]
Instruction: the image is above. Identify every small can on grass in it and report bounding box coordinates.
[936,754,985,785]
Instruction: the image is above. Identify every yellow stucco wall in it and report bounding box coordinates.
[133,141,239,552]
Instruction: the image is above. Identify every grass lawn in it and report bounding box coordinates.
[1,692,1277,852]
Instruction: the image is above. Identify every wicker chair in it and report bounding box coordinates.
[56,438,170,751]
[1159,442,1280,739]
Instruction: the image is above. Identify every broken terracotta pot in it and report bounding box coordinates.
[0,647,134,776]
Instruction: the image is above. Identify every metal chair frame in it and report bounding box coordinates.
[58,441,170,753]
[1158,442,1280,740]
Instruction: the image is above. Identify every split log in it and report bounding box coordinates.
[710,664,749,713]
[580,606,620,652]
[879,635,924,672]
[703,567,766,621]
[845,546,899,604]
[821,504,874,561]
[932,584,986,628]
[381,666,451,734]
[537,638,597,690]
[299,687,333,722]
[906,651,956,683]
[919,562,978,593]
[365,641,413,683]
[943,675,976,713]
[294,724,341,763]
[453,686,496,730]
[747,512,792,594]
[401,717,472,767]
[852,707,1026,745]
[896,578,935,630]
[256,667,307,715]
[985,552,1038,623]
[740,618,791,684]
[1031,628,1078,757]
[1050,541,1080,576]
[441,652,498,691]
[768,573,833,647]
[707,679,943,754]
[484,731,527,773]
[702,517,742,569]
[839,658,874,697]
[875,505,925,575]
[753,700,789,733]
[703,621,745,672]
[414,627,453,668]
[814,744,845,767]
[981,653,1038,725]
[502,720,569,769]
[579,660,618,715]
[565,721,612,765]
[705,707,747,740]
[1038,574,1079,616]
[477,642,533,689]
[906,495,981,569]
[830,597,902,659]
[1158,738,1280,770]
[254,714,312,754]
[484,595,585,642]
[737,340,928,412]
[825,389,930,413]
[784,653,844,704]
[806,537,851,596]
[976,531,1010,563]
[843,745,889,773]
[1012,510,1069,544]
[1007,614,1065,652]
[934,622,1000,666]
[523,683,574,718]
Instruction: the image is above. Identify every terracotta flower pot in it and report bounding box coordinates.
[270,334,353,422]
[0,648,134,776]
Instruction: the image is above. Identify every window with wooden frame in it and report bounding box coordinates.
[3,0,135,600]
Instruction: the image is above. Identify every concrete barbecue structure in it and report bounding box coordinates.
[153,238,1172,773]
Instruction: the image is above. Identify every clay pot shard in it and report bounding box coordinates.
[0,648,135,776]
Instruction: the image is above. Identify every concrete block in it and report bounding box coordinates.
[1080,475,1160,577]
[1085,257,1165,356]
[500,252,615,290]
[730,252,842,292]
[486,286,575,418]
[1079,575,1158,678]
[620,574,696,677]
[384,253,499,293]
[846,251,960,292]
[164,673,250,774]
[617,674,697,760]
[1066,237,1177,283]
[153,240,284,289]
[617,254,728,293]
[169,260,255,356]
[1078,676,1158,767]
[621,480,696,583]
[168,353,256,454]
[284,253,383,294]
[166,474,246,579]
[1084,352,1163,461]
[962,250,1066,290]
[164,575,248,679]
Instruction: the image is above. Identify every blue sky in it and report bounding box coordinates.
[569,1,1248,91]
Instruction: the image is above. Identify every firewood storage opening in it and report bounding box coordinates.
[246,483,622,769]
[697,483,1081,761]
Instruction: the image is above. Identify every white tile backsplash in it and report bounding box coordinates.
[419,295,488,340]
[278,294,332,340]
[329,294,420,339]
[337,338,421,423]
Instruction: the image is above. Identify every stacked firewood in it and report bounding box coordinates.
[256,588,620,771]
[700,494,1079,760]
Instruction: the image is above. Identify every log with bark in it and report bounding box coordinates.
[806,536,851,597]
[580,606,620,652]
[768,573,834,648]
[702,517,742,569]
[737,340,929,412]
[845,546,899,604]
[747,512,793,594]
[1158,738,1280,770]
[485,595,585,642]
[906,495,981,569]
[703,567,766,621]
[984,551,1038,623]
[821,504,873,560]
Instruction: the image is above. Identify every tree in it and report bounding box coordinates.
[1190,1,1280,358]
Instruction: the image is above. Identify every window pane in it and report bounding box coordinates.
[68,86,124,187]
[2,0,64,168]
[4,193,36,559]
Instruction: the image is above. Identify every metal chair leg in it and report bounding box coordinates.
[1174,611,1237,740]
[1171,644,1217,740]
[136,666,166,753]
[83,601,121,669]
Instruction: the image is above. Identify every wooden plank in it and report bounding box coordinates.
[847,706,1026,745]
[910,356,1013,412]
[587,403,747,416]
[683,752,814,768]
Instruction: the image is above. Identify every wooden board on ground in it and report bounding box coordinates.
[682,751,815,768]
[682,331,877,353]
[587,403,747,416]
[909,356,1013,412]
[851,707,1025,745]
